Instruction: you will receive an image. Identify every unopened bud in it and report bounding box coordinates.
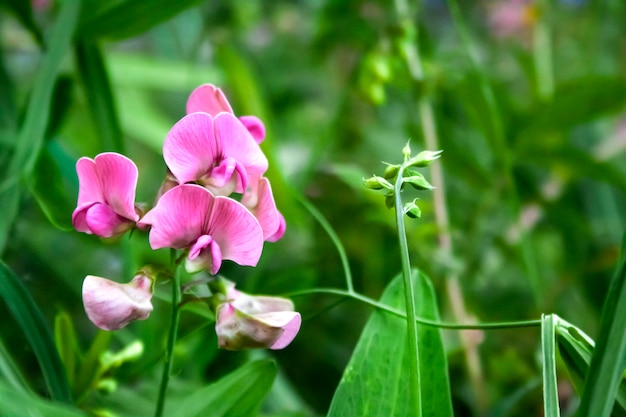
[406,150,443,168]
[403,171,434,190]
[363,175,393,190]
[403,199,422,218]
[383,164,401,180]
[402,142,412,161]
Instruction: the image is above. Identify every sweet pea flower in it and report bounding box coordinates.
[82,271,155,331]
[163,112,268,196]
[215,283,301,350]
[72,152,140,238]
[138,184,263,275]
[186,84,266,144]
[241,177,286,242]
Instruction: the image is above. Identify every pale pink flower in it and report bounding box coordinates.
[215,284,301,350]
[138,184,264,275]
[241,177,286,241]
[186,84,266,144]
[163,112,268,196]
[72,152,140,238]
[82,272,154,331]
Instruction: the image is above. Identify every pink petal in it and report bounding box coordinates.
[269,312,301,350]
[85,203,133,238]
[72,202,98,234]
[242,178,281,241]
[239,115,266,144]
[82,275,153,331]
[208,196,264,268]
[186,237,223,275]
[163,113,218,184]
[266,212,286,242]
[204,157,248,194]
[93,153,139,221]
[214,113,268,179]
[139,184,215,250]
[76,157,105,207]
[186,84,233,116]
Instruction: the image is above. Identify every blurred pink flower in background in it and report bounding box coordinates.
[487,0,536,39]
[72,152,141,238]
[138,184,264,275]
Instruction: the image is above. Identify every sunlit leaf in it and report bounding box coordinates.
[328,270,453,417]
[0,383,86,417]
[542,314,560,417]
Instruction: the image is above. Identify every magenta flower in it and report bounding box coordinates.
[163,112,268,196]
[82,271,154,331]
[215,284,301,350]
[138,184,263,275]
[186,84,266,144]
[241,177,286,242]
[72,152,140,238]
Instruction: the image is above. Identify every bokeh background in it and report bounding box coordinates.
[1,1,625,416]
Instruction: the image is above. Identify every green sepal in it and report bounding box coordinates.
[403,199,422,219]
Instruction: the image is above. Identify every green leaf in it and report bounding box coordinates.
[74,330,112,402]
[0,261,71,402]
[0,383,87,417]
[77,0,203,40]
[542,314,560,417]
[0,0,80,249]
[576,234,626,417]
[556,319,626,417]
[54,311,78,390]
[0,0,44,46]
[0,337,32,395]
[74,41,124,153]
[328,270,453,417]
[169,359,277,417]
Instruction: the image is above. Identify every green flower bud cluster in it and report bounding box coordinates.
[363,142,442,219]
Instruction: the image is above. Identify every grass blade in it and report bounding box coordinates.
[0,261,71,402]
[542,314,560,417]
[576,234,626,417]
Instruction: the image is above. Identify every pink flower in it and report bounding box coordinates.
[241,177,286,241]
[138,184,264,275]
[186,84,266,144]
[215,285,301,350]
[72,152,140,238]
[163,112,268,196]
[82,271,154,331]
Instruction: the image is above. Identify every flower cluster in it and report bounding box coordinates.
[73,84,298,350]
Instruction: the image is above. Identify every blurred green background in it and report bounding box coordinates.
[1,0,625,416]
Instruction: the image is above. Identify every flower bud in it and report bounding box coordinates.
[363,175,393,190]
[383,164,401,180]
[402,142,412,161]
[403,199,422,219]
[82,270,155,331]
[214,283,301,350]
[402,171,434,190]
[406,150,443,168]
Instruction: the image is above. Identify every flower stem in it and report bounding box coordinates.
[394,165,422,416]
[154,262,182,417]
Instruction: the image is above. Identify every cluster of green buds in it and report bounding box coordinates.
[363,142,442,218]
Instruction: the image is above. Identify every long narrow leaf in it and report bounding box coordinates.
[328,270,453,417]
[542,314,560,417]
[74,41,124,153]
[0,0,80,250]
[577,235,626,417]
[0,262,71,402]
[0,383,86,417]
[169,360,277,417]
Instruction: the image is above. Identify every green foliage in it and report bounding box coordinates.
[328,270,452,417]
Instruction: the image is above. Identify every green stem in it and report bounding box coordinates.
[394,165,422,416]
[294,191,354,293]
[533,0,554,101]
[288,287,542,330]
[154,263,182,417]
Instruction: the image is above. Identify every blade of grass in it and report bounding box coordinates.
[0,261,71,402]
[542,314,560,417]
[577,234,626,417]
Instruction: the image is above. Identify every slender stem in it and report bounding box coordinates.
[394,165,422,416]
[533,0,554,101]
[288,287,543,330]
[294,191,354,293]
[154,263,182,417]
